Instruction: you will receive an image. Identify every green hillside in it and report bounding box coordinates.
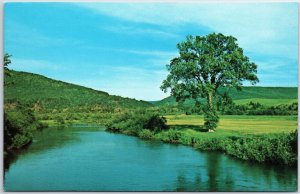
[155,86,298,106]
[4,70,152,113]
[4,70,298,113]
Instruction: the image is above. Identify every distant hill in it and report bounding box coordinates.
[154,86,298,107]
[4,70,152,113]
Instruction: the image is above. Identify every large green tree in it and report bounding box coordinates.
[161,33,259,132]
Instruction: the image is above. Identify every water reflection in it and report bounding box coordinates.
[193,174,202,191]
[174,171,202,191]
[171,149,296,191]
[206,152,221,191]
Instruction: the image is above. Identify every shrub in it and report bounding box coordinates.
[193,137,221,150]
[222,102,298,115]
[54,116,65,127]
[144,115,168,132]
[203,108,219,131]
[190,131,297,166]
[220,131,298,166]
[138,129,153,139]
[160,130,183,144]
[106,110,168,135]
[4,103,46,151]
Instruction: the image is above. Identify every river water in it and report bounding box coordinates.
[4,127,297,191]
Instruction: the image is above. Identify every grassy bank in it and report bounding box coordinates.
[153,129,297,166]
[107,114,297,166]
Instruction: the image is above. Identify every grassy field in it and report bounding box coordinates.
[164,114,297,136]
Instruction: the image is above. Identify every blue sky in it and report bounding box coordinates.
[4,3,298,101]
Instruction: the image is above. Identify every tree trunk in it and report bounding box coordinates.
[207,91,215,132]
[208,91,213,109]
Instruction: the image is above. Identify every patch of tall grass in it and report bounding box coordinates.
[155,130,297,166]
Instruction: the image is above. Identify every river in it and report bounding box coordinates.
[4,126,297,191]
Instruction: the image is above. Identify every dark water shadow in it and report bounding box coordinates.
[204,151,222,191]
[175,173,187,191]
[4,142,32,172]
[174,171,203,191]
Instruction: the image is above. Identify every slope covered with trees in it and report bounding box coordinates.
[4,70,152,114]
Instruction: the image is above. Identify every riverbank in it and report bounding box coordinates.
[107,114,297,167]
[108,128,297,167]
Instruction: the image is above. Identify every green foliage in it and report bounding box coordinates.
[159,130,183,144]
[4,53,13,85]
[54,116,65,127]
[161,33,259,130]
[138,129,154,139]
[203,106,219,131]
[154,128,297,166]
[144,115,168,132]
[106,110,168,135]
[156,98,297,116]
[4,55,48,154]
[4,103,47,151]
[4,53,12,69]
[219,132,297,166]
[222,102,298,115]
[4,70,152,115]
[193,137,221,150]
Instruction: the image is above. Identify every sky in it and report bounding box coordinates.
[4,2,298,101]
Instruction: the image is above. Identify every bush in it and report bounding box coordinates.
[219,131,298,166]
[203,107,219,131]
[186,130,297,166]
[106,110,168,135]
[222,102,298,115]
[194,138,221,150]
[54,116,65,127]
[144,115,168,132]
[4,103,46,151]
[160,130,183,144]
[138,129,153,139]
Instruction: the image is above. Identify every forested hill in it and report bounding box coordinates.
[4,70,298,112]
[155,86,298,106]
[4,70,152,113]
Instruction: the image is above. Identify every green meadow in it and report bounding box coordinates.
[165,114,297,135]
